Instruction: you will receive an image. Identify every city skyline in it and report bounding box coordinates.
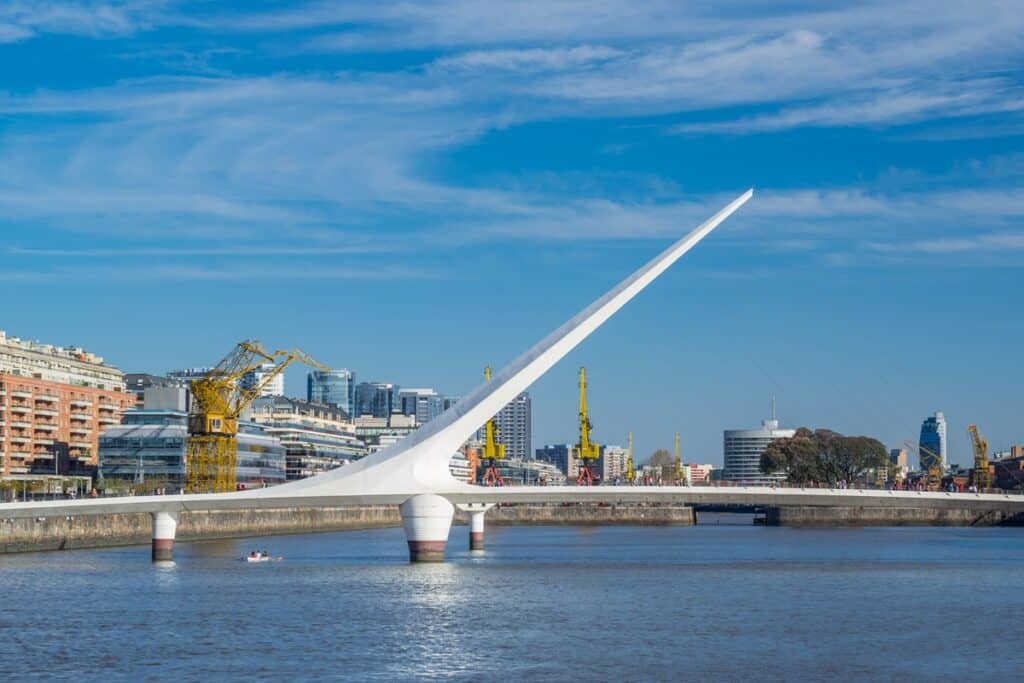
[1,2,1022,463]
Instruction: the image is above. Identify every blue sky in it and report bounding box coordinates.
[1,1,1022,465]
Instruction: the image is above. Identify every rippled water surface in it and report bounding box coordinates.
[2,524,1023,681]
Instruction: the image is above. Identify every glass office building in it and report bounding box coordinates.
[918,411,947,471]
[307,369,355,416]
[99,410,286,490]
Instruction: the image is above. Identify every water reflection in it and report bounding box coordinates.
[1,526,1023,680]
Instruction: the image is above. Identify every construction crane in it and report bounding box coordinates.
[903,440,944,490]
[968,424,993,490]
[673,431,685,485]
[480,366,506,486]
[186,340,327,493]
[624,431,635,484]
[575,366,601,486]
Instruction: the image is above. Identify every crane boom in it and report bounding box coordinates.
[574,367,600,486]
[903,440,944,490]
[625,431,635,483]
[186,340,328,493]
[968,424,992,490]
[576,367,600,460]
[673,431,685,484]
[481,367,505,460]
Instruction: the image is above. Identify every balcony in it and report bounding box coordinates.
[10,436,31,444]
[34,394,58,404]
[11,390,32,400]
[98,403,119,413]
[34,423,57,432]
[33,446,55,454]
[70,412,91,422]
[98,416,119,425]
[70,399,93,409]
[11,420,32,429]
[70,440,92,449]
[9,405,31,414]
[34,408,58,417]
[70,426,92,436]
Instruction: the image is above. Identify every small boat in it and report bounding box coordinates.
[245,550,281,563]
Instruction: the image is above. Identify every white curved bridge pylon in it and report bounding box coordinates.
[1,186,1021,521]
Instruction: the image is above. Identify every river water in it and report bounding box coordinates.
[2,524,1023,681]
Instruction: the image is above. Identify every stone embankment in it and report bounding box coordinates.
[764,506,1024,527]
[0,503,694,554]
[486,504,694,526]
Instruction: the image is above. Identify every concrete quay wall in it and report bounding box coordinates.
[0,506,403,554]
[765,505,1024,527]
[485,504,695,526]
[0,503,694,554]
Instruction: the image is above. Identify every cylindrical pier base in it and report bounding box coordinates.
[151,511,178,562]
[469,510,486,551]
[400,494,454,563]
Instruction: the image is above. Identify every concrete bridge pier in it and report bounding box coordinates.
[400,494,454,563]
[457,503,495,551]
[151,511,178,563]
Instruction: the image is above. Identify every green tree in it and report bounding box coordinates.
[761,428,889,486]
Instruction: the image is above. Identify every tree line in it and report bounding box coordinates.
[760,427,890,486]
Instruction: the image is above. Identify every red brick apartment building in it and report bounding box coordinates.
[0,331,134,477]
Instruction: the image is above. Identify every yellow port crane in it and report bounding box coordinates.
[903,440,944,490]
[968,424,993,490]
[575,367,601,486]
[625,431,635,484]
[673,431,686,485]
[480,366,507,486]
[186,340,328,493]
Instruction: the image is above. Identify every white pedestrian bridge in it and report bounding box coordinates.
[3,189,1021,561]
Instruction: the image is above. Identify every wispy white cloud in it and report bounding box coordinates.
[0,262,447,282]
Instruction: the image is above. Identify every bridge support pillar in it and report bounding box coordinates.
[457,503,495,551]
[400,494,453,563]
[151,511,178,563]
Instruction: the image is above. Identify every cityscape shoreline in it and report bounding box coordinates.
[5,502,1023,555]
[0,503,702,554]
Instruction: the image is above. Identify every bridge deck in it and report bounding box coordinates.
[1,485,1022,519]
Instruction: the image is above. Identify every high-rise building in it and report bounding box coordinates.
[477,392,532,461]
[240,362,284,398]
[353,382,399,418]
[0,331,134,477]
[602,444,627,482]
[723,404,796,484]
[919,412,947,471]
[398,388,446,425]
[307,369,355,416]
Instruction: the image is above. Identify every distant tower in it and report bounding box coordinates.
[919,412,948,471]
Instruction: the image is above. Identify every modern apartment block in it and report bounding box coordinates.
[248,396,365,480]
[602,444,628,482]
[0,331,134,476]
[477,392,532,461]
